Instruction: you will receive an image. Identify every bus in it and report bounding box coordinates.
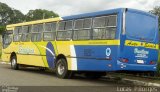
[2,8,159,79]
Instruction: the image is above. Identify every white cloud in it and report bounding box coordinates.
[0,0,160,16]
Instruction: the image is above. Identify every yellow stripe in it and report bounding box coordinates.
[125,40,159,49]
[57,40,120,45]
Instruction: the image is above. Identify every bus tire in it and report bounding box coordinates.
[55,58,72,79]
[11,56,19,70]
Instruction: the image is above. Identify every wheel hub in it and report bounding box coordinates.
[58,63,65,75]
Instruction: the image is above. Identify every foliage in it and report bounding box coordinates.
[0,2,25,26]
[150,6,160,29]
[0,26,5,34]
[25,9,59,21]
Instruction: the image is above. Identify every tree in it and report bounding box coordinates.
[150,6,160,29]
[0,2,25,25]
[25,9,59,21]
[11,9,25,24]
[0,2,13,26]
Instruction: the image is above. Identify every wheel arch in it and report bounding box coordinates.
[55,54,67,66]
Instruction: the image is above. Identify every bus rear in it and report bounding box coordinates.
[117,9,159,72]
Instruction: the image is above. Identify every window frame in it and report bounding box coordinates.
[21,25,31,42]
[73,18,92,41]
[31,24,43,42]
[43,22,57,41]
[13,26,22,42]
[56,20,73,41]
[92,14,117,40]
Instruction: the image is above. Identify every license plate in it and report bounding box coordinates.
[137,60,144,64]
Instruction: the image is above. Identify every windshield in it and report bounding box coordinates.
[125,10,157,42]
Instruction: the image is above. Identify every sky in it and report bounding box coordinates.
[0,0,160,16]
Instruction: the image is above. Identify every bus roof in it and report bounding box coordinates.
[62,8,157,20]
[6,17,62,29]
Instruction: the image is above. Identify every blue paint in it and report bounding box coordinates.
[46,42,55,68]
[74,45,118,71]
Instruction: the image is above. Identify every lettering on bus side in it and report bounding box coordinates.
[18,46,34,54]
[126,41,138,46]
[144,43,156,49]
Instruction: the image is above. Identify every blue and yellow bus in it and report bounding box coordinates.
[2,8,159,78]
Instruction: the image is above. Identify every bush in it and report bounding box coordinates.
[0,26,5,35]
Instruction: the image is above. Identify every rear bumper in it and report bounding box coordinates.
[116,60,157,71]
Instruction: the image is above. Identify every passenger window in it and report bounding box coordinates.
[13,34,21,42]
[32,24,43,33]
[57,21,73,40]
[14,27,22,34]
[75,19,83,29]
[58,21,65,30]
[93,15,117,40]
[44,23,52,32]
[65,21,72,30]
[43,32,56,41]
[21,34,31,42]
[31,24,43,42]
[31,33,41,42]
[93,17,106,28]
[13,26,22,42]
[43,22,57,41]
[73,18,91,40]
[52,22,57,31]
[21,25,31,42]
[83,18,92,29]
[107,15,117,27]
[73,30,90,40]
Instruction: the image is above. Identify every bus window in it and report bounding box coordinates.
[3,33,12,49]
[31,24,43,42]
[107,15,117,27]
[74,19,83,30]
[43,32,56,41]
[93,15,117,39]
[83,18,92,29]
[31,33,41,42]
[13,26,22,42]
[32,24,43,33]
[57,21,73,40]
[21,25,31,42]
[44,23,52,32]
[93,16,106,28]
[14,26,22,34]
[43,22,57,41]
[58,21,65,31]
[73,19,91,40]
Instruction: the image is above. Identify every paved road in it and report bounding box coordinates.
[0,62,130,92]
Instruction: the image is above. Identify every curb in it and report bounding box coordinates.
[121,78,160,87]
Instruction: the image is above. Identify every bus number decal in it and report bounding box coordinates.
[106,48,111,57]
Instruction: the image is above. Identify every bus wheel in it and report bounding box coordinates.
[11,56,19,70]
[55,58,72,79]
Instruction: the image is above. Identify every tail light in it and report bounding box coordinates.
[119,58,129,63]
[149,61,156,65]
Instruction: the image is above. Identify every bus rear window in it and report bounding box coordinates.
[126,10,157,42]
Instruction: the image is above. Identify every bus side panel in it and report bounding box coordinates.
[56,41,73,70]
[14,42,45,67]
[74,45,118,71]
[1,53,10,63]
